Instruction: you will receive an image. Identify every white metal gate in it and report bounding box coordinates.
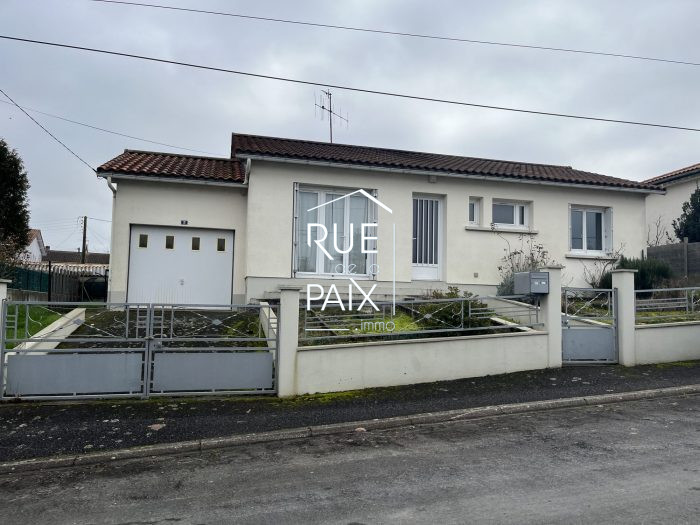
[0,301,278,400]
[562,288,618,364]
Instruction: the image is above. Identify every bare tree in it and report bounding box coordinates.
[646,216,673,247]
[581,244,625,288]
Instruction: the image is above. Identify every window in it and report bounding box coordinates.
[492,201,529,228]
[294,186,374,276]
[217,238,226,252]
[165,235,174,249]
[468,197,481,225]
[570,206,610,253]
[191,237,200,251]
[138,234,148,248]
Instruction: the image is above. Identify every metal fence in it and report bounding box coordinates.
[1,301,278,400]
[635,287,700,324]
[562,288,616,324]
[300,295,542,345]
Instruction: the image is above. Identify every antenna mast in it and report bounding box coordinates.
[315,89,348,143]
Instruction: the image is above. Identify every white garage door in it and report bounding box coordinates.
[127,226,234,304]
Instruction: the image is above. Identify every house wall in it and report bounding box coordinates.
[245,160,648,298]
[108,179,248,303]
[645,175,699,243]
[23,238,43,262]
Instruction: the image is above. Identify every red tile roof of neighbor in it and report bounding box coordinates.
[97,150,246,183]
[97,134,659,191]
[644,162,700,187]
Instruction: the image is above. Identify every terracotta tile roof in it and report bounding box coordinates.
[232,133,657,191]
[97,150,245,183]
[27,229,41,242]
[644,162,700,187]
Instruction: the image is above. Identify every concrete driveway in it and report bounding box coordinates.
[1,394,698,524]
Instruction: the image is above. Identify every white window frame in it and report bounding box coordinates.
[492,200,530,229]
[468,197,481,225]
[569,205,612,254]
[293,184,377,279]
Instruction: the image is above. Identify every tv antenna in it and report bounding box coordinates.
[314,89,348,143]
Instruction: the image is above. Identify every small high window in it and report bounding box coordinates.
[492,201,529,228]
[468,197,481,225]
[138,234,148,248]
[191,237,200,251]
[217,238,226,252]
[165,235,174,250]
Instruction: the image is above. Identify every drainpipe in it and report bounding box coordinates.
[106,175,117,196]
[243,158,251,185]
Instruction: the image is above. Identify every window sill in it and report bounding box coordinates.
[294,273,375,280]
[465,225,539,234]
[565,252,618,260]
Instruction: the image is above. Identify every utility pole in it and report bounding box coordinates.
[315,89,348,143]
[81,216,87,264]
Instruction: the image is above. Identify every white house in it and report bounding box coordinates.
[97,133,662,304]
[22,229,47,262]
[644,162,700,243]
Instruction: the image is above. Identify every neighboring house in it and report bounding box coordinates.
[22,229,47,262]
[644,163,700,244]
[97,133,661,304]
[43,249,110,265]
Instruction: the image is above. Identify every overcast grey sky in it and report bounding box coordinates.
[1,0,699,252]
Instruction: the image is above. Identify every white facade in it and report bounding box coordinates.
[107,159,653,304]
[645,174,699,243]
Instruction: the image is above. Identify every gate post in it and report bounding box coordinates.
[0,279,10,337]
[612,269,637,366]
[539,265,563,369]
[277,286,301,397]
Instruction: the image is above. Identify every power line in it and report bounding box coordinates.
[86,216,112,222]
[88,0,700,68]
[0,99,219,155]
[0,86,97,172]
[1,34,699,133]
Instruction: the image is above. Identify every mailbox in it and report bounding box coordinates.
[514,271,549,295]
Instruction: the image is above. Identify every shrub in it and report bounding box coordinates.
[495,235,554,295]
[599,256,672,290]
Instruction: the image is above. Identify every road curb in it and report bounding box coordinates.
[2,383,698,475]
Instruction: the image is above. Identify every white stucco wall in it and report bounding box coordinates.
[634,322,700,364]
[23,238,43,262]
[108,179,248,303]
[645,175,700,243]
[245,160,648,297]
[295,331,550,394]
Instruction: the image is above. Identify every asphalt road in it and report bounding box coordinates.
[2,361,699,462]
[1,394,698,524]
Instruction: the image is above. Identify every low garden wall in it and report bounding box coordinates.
[295,330,549,395]
[634,322,700,364]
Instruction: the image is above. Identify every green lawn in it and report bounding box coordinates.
[4,306,61,348]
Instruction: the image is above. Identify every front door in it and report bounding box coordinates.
[412,196,441,280]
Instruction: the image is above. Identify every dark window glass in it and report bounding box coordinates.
[412,199,418,263]
[217,238,226,252]
[138,234,148,248]
[519,205,526,225]
[191,237,200,250]
[571,210,583,250]
[586,212,603,251]
[165,235,174,249]
[492,203,515,224]
[469,202,475,222]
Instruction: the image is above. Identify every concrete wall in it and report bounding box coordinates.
[295,331,549,395]
[646,175,699,243]
[635,323,700,364]
[246,160,648,297]
[108,179,248,303]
